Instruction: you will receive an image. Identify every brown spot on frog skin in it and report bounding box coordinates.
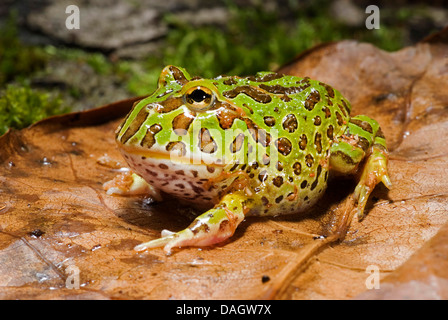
[215,101,243,129]
[304,89,320,111]
[169,65,189,85]
[310,165,322,191]
[258,84,305,95]
[223,77,238,86]
[349,118,374,133]
[145,168,158,177]
[280,94,291,102]
[218,219,230,232]
[261,196,269,206]
[327,125,334,140]
[230,133,245,153]
[293,162,302,175]
[206,166,215,173]
[156,97,183,114]
[189,220,210,235]
[299,134,307,150]
[141,124,162,148]
[244,118,271,147]
[337,104,348,117]
[282,114,298,133]
[300,180,308,189]
[166,141,187,157]
[199,128,218,154]
[223,85,272,104]
[258,170,268,182]
[319,82,335,98]
[275,137,292,156]
[263,116,276,127]
[314,132,323,154]
[336,112,344,126]
[120,107,149,144]
[276,161,283,171]
[305,154,314,167]
[246,72,285,82]
[172,112,194,135]
[322,106,331,118]
[261,154,270,165]
[272,176,283,187]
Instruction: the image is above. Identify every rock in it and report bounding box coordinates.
[32,59,130,111]
[330,0,365,27]
[26,0,167,51]
[172,7,230,27]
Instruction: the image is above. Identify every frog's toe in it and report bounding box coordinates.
[354,183,372,220]
[381,172,392,190]
[134,229,176,251]
[354,152,391,220]
[134,233,175,253]
[134,228,198,255]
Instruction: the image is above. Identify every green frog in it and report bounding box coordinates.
[105,65,391,254]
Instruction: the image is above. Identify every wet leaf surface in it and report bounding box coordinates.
[1,29,447,299]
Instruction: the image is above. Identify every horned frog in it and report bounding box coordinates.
[104,65,391,254]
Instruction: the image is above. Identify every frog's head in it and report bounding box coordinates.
[115,65,247,164]
[115,66,251,204]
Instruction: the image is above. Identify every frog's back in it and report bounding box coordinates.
[211,72,352,215]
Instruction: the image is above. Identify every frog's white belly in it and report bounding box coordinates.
[121,151,224,205]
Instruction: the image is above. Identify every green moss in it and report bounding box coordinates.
[0,84,70,135]
[0,12,48,87]
[44,45,113,75]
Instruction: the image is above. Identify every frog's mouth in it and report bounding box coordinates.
[118,142,226,168]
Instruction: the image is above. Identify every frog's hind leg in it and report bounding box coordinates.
[330,115,391,220]
[134,192,247,254]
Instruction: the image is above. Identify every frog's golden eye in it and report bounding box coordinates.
[184,86,215,111]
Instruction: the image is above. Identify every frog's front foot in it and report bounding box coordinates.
[134,192,247,254]
[354,146,392,220]
[103,170,162,201]
[330,115,391,220]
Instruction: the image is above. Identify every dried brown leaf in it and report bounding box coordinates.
[1,29,447,299]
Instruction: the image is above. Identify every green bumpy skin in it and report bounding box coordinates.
[111,65,391,254]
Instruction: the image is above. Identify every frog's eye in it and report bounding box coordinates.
[184,86,215,111]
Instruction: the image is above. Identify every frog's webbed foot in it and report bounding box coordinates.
[354,146,391,220]
[330,115,391,220]
[103,170,162,201]
[134,192,247,254]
